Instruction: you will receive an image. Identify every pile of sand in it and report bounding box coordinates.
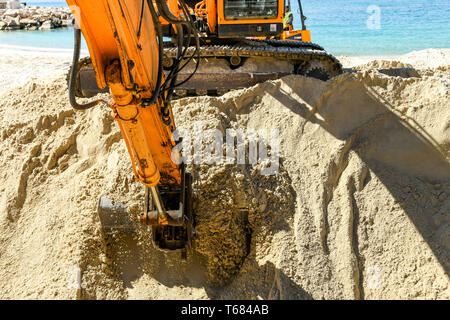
[338,48,450,69]
[0,54,448,299]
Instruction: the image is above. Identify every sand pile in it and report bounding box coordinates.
[338,48,450,69]
[0,58,448,299]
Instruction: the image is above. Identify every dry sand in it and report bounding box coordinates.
[0,49,448,299]
[338,48,450,69]
[0,45,87,96]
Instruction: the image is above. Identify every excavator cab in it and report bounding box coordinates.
[217,0,284,37]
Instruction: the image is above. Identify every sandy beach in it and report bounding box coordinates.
[0,44,89,95]
[0,46,448,299]
[338,49,450,69]
[1,45,449,95]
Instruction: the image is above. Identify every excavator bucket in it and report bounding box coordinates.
[140,171,194,252]
[96,196,135,233]
[96,171,194,254]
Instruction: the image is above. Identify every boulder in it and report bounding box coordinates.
[3,9,20,18]
[25,9,37,17]
[39,20,53,30]
[0,6,74,31]
[51,17,62,28]
[36,16,51,23]
[20,18,38,28]
[61,19,74,27]
[36,8,47,15]
[3,16,20,29]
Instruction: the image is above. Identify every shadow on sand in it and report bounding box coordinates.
[100,231,312,299]
[94,75,448,299]
[266,76,449,275]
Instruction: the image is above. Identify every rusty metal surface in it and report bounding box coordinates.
[74,38,342,98]
[75,67,292,93]
[140,209,185,226]
[174,72,291,90]
[79,68,109,96]
[97,196,135,233]
[163,39,341,70]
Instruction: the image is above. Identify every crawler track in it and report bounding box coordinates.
[163,39,343,97]
[70,39,343,99]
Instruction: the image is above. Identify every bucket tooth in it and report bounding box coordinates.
[96,196,135,233]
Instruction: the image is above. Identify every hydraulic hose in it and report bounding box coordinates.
[150,0,200,107]
[69,28,104,110]
[155,0,188,26]
[157,0,196,92]
[165,24,184,103]
[171,0,200,87]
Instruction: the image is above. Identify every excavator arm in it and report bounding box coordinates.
[66,0,342,253]
[66,0,198,252]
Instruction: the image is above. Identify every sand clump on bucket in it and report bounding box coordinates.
[0,53,449,299]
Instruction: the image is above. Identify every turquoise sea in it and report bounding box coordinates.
[0,0,449,55]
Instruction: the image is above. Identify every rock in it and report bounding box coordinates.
[3,9,20,18]
[61,19,74,27]
[37,15,51,23]
[51,17,62,28]
[25,9,37,17]
[20,18,38,28]
[39,20,53,31]
[3,16,20,30]
[0,6,74,32]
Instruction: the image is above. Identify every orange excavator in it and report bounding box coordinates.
[66,0,342,254]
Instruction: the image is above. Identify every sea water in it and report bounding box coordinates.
[0,0,449,55]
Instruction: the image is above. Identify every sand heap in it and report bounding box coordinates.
[0,59,448,299]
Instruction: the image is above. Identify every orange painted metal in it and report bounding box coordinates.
[194,0,206,14]
[216,0,284,25]
[281,29,311,42]
[205,0,216,33]
[66,0,311,191]
[160,0,182,25]
[67,0,181,187]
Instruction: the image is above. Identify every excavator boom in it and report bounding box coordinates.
[67,0,197,252]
